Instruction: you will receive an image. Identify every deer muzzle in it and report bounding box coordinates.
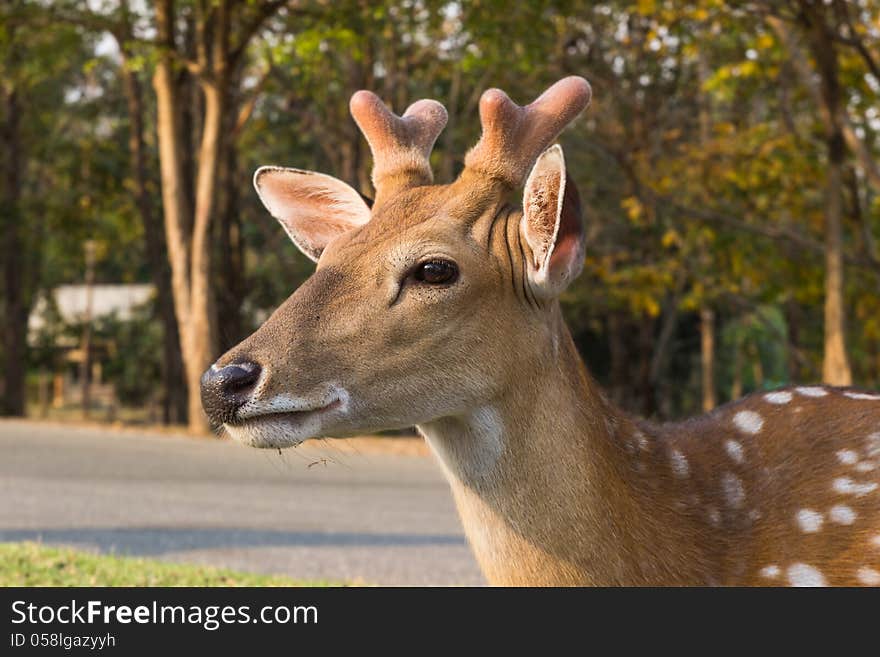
[200,361,262,426]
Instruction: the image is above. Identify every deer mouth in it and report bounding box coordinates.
[236,396,343,423]
[224,391,348,448]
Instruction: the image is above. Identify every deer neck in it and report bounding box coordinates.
[419,306,710,586]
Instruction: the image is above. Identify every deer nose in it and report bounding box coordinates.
[200,361,262,425]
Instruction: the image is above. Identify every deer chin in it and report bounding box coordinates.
[224,389,349,449]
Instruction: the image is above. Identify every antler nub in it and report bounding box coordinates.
[463,76,592,188]
[349,91,448,198]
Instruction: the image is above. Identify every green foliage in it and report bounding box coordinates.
[719,305,790,392]
[94,301,165,406]
[6,0,880,421]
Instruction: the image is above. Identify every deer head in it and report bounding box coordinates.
[200,77,592,449]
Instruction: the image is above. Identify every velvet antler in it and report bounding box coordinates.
[349,91,448,202]
[462,76,592,189]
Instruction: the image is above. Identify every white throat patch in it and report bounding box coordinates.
[419,406,505,484]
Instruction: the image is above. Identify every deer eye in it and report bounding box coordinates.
[412,259,458,285]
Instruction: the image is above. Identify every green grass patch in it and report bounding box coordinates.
[0,542,337,586]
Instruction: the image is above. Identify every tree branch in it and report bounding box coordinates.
[231,63,273,136]
[768,15,880,191]
[830,0,880,81]
[227,0,289,67]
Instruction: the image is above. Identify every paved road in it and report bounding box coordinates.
[0,420,483,585]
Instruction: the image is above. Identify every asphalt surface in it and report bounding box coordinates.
[0,420,484,585]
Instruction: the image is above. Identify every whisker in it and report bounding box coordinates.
[314,437,354,469]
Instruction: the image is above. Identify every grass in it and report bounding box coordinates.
[0,542,337,587]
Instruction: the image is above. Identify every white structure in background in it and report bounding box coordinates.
[28,284,156,411]
[29,284,156,336]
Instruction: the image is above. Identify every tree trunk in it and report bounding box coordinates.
[805,6,853,385]
[184,80,223,432]
[697,48,716,411]
[0,82,26,416]
[215,96,245,352]
[751,344,765,389]
[79,240,96,418]
[607,312,628,406]
[649,284,684,418]
[151,0,282,431]
[153,0,204,431]
[439,64,461,182]
[119,39,186,424]
[636,319,656,416]
[822,143,852,385]
[699,308,716,411]
[731,342,742,401]
[771,9,852,385]
[784,300,804,382]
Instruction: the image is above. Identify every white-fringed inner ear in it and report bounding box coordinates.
[520,145,585,298]
[522,145,566,277]
[253,166,371,262]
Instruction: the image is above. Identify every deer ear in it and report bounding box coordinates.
[253,166,372,262]
[520,145,585,298]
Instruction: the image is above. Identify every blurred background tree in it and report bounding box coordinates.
[1,0,878,429]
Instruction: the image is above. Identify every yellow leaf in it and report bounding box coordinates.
[756,33,775,50]
[661,229,680,248]
[622,196,644,223]
[740,60,759,77]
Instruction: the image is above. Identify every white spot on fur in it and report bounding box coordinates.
[866,432,880,458]
[627,431,649,455]
[855,461,877,473]
[856,567,880,585]
[760,565,780,579]
[764,390,792,404]
[707,507,721,527]
[796,509,823,533]
[795,386,827,397]
[733,410,763,435]
[748,509,762,522]
[829,504,856,525]
[836,449,859,465]
[844,391,880,401]
[872,535,880,548]
[832,477,879,497]
[721,472,745,508]
[724,439,745,464]
[669,449,689,478]
[787,563,827,587]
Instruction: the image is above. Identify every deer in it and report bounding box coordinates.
[200,76,880,586]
